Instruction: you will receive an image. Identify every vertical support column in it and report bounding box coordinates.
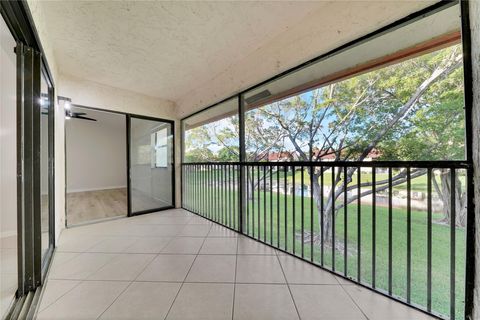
[238,94,246,233]
[16,43,42,292]
[461,1,478,319]
[126,115,132,216]
[180,121,184,209]
[31,47,42,287]
[16,42,26,296]
[176,120,183,209]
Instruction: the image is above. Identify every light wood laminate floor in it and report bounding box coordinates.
[67,188,127,226]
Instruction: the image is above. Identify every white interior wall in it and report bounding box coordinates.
[66,108,127,193]
[0,16,17,237]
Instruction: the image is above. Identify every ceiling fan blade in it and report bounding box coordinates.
[73,115,97,121]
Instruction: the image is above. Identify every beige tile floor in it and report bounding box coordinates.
[35,208,435,320]
[1,235,17,318]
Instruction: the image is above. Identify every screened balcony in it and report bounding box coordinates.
[1,0,477,320]
[176,2,474,319]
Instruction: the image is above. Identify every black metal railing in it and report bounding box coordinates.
[183,164,241,230]
[182,161,471,320]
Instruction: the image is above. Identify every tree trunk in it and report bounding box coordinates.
[247,169,254,200]
[312,171,336,244]
[436,169,467,227]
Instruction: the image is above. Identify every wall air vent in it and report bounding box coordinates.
[244,89,271,105]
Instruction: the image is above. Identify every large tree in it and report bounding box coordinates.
[380,60,466,226]
[249,44,464,243]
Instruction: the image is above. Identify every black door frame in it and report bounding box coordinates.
[127,114,176,216]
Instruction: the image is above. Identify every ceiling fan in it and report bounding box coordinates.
[56,98,97,121]
[65,110,97,121]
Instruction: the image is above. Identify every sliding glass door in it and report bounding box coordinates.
[40,68,54,267]
[1,14,18,317]
[128,116,174,215]
[1,1,55,316]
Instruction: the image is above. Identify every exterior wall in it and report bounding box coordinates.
[59,75,176,119]
[469,0,480,318]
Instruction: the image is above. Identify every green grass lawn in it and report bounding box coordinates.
[289,170,427,191]
[287,168,466,193]
[183,169,466,319]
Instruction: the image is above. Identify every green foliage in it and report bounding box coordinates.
[218,146,239,162]
[184,147,215,162]
[184,116,240,162]
[380,65,465,160]
[248,45,464,162]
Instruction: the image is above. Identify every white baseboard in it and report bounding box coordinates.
[67,185,127,193]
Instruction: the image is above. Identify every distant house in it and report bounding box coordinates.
[312,148,337,161]
[312,148,382,162]
[363,148,382,161]
[361,149,382,172]
[263,148,381,165]
[266,151,295,162]
[310,148,382,172]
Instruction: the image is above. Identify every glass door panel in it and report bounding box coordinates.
[40,70,51,260]
[129,116,174,214]
[1,15,18,317]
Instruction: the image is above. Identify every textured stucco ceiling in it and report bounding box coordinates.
[38,1,327,99]
[35,1,436,111]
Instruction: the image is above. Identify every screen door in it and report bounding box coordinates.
[128,115,174,215]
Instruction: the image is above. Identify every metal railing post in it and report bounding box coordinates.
[238,94,246,233]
